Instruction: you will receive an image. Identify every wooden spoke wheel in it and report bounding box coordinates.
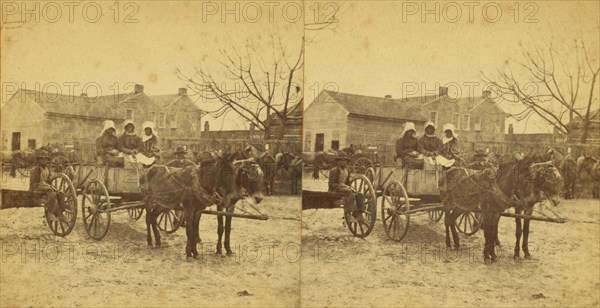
[428,209,444,222]
[352,157,374,175]
[344,174,377,238]
[50,155,70,174]
[456,211,482,236]
[67,154,80,176]
[81,179,111,240]
[365,167,376,185]
[127,207,144,220]
[45,174,78,236]
[157,207,184,234]
[17,162,31,177]
[318,162,330,179]
[381,179,410,242]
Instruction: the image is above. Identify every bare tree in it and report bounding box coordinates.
[176,35,304,140]
[483,39,599,143]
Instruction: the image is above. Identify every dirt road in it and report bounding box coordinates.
[0,178,301,307]
[301,173,600,307]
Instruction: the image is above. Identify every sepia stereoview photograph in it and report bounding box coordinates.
[1,0,599,307]
[1,1,302,306]
[301,1,599,307]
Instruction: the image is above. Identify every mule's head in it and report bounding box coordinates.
[233,159,265,205]
[530,161,562,207]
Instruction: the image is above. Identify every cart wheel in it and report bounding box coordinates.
[46,174,78,236]
[365,167,376,185]
[381,179,410,242]
[428,209,443,222]
[68,154,80,176]
[456,211,482,236]
[344,174,376,238]
[50,155,70,174]
[81,179,111,240]
[127,207,144,220]
[17,163,31,177]
[318,162,330,179]
[352,157,374,175]
[157,207,184,234]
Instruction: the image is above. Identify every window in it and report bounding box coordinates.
[429,111,438,125]
[462,114,470,131]
[473,117,481,131]
[452,113,460,130]
[148,111,155,122]
[28,139,36,149]
[331,140,340,151]
[158,113,166,128]
[126,109,134,120]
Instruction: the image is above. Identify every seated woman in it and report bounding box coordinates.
[140,121,160,166]
[118,120,141,155]
[96,120,123,167]
[440,123,462,165]
[118,120,153,167]
[395,122,423,169]
[438,123,462,192]
[418,121,442,157]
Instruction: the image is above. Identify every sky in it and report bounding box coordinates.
[1,0,304,130]
[304,1,600,134]
[1,1,599,133]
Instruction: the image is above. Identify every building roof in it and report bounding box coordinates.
[151,94,201,112]
[10,89,125,119]
[317,90,427,122]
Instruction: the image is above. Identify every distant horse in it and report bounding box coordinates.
[441,167,518,261]
[578,156,600,198]
[497,154,562,260]
[312,145,361,179]
[276,152,302,195]
[140,151,264,259]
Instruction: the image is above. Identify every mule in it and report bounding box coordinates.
[441,167,518,262]
[496,154,562,260]
[140,152,264,260]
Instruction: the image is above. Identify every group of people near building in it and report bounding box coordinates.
[328,121,463,224]
[96,119,160,167]
[395,121,461,169]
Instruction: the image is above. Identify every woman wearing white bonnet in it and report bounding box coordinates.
[139,121,160,166]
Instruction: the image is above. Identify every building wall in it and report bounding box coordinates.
[159,97,203,141]
[1,95,46,150]
[268,120,302,142]
[303,102,348,152]
[569,119,600,143]
[346,116,409,148]
[422,99,505,143]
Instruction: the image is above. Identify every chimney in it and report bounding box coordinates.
[482,90,491,99]
[204,121,210,132]
[508,123,514,135]
[384,95,392,99]
[439,87,448,96]
[134,84,144,94]
[249,123,255,131]
[178,88,187,96]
